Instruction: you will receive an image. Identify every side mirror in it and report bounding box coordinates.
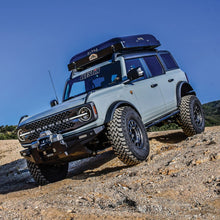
[127,67,144,82]
[50,99,59,107]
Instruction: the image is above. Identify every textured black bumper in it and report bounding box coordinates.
[20,125,105,164]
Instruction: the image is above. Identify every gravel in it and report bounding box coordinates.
[0,126,219,219]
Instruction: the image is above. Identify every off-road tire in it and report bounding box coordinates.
[106,106,149,165]
[27,160,69,185]
[179,95,205,137]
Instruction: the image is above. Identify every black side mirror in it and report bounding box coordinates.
[50,99,59,107]
[127,67,144,82]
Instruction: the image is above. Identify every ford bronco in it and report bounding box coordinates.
[17,34,205,185]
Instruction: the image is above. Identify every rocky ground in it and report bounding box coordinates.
[0,126,219,220]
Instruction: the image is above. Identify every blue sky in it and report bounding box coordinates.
[0,0,220,125]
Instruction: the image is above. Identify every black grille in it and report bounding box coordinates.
[27,112,72,140]
[19,104,94,144]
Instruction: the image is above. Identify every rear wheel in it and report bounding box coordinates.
[27,160,69,185]
[106,106,149,165]
[179,95,205,136]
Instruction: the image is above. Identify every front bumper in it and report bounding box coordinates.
[20,125,105,164]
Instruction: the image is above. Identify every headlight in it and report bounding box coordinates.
[17,129,25,142]
[78,107,92,122]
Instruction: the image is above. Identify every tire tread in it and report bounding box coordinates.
[106,106,148,165]
[179,95,204,136]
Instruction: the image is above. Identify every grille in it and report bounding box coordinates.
[25,110,74,141]
[20,105,93,144]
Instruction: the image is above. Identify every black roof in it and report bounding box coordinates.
[68,34,160,71]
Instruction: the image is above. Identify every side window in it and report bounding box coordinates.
[160,52,179,70]
[143,56,164,77]
[125,58,147,81]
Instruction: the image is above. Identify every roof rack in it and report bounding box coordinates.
[68,34,161,71]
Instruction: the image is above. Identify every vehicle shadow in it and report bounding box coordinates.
[149,131,187,144]
[68,150,130,180]
[0,159,36,194]
[0,150,127,194]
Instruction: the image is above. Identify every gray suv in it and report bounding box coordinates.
[17,34,205,185]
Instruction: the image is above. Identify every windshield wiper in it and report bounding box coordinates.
[64,91,87,101]
[87,86,104,93]
[65,86,104,102]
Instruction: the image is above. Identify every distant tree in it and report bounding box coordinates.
[203,100,220,126]
[0,125,17,140]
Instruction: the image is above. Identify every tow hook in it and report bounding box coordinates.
[30,130,66,152]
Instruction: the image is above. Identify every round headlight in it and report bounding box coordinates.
[78,107,91,122]
[17,129,25,142]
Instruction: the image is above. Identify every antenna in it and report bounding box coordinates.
[48,70,59,102]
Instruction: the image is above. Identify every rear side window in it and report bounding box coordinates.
[143,56,164,77]
[160,52,179,70]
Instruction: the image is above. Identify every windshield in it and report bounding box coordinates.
[64,61,122,101]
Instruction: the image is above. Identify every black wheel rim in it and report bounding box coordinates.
[128,119,144,149]
[193,103,203,127]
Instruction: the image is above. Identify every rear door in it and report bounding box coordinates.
[143,55,176,112]
[158,51,187,111]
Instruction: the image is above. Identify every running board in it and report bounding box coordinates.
[145,110,180,128]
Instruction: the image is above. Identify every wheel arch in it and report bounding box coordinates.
[176,81,196,106]
[104,101,141,124]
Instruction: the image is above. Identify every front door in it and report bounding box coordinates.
[124,57,166,124]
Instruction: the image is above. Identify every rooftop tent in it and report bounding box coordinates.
[68,34,161,71]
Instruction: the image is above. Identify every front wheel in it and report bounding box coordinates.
[27,160,69,185]
[179,95,205,137]
[106,106,150,165]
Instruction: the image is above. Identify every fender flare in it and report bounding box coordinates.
[104,101,141,124]
[18,115,29,126]
[176,81,196,106]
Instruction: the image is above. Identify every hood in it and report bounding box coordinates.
[19,94,87,127]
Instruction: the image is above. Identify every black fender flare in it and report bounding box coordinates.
[104,101,141,124]
[176,81,196,106]
[18,115,29,125]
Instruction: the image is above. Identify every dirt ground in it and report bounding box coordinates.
[0,127,219,220]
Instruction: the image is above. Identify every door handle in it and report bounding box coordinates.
[168,79,174,82]
[151,84,158,88]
